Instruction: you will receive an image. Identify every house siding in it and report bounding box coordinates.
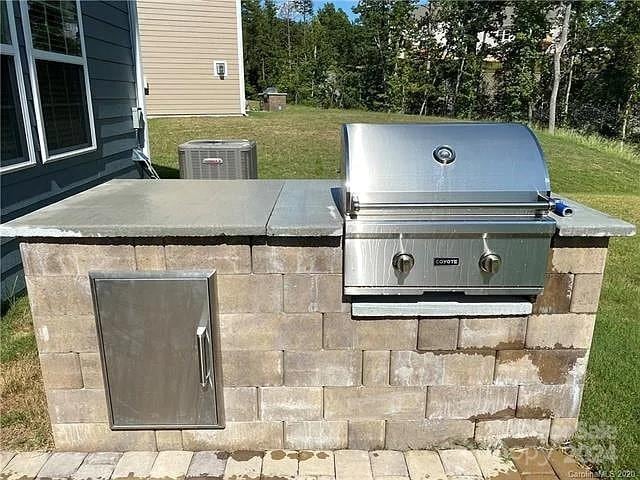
[0,0,143,300]
[136,0,243,116]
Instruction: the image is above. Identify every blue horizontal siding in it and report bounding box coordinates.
[83,16,131,48]
[1,239,22,273]
[100,116,136,137]
[101,133,138,157]
[85,38,133,65]
[102,1,130,14]
[1,1,143,300]
[88,59,136,83]
[2,149,142,219]
[82,1,130,29]
[90,79,136,100]
[1,237,26,300]
[95,99,138,120]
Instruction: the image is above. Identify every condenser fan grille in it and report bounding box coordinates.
[178,140,257,179]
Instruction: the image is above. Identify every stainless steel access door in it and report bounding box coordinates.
[90,271,224,430]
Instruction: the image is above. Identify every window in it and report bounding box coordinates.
[36,60,91,154]
[21,0,96,161]
[1,2,36,173]
[28,1,81,56]
[1,2,10,45]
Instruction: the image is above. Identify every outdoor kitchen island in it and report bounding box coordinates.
[1,178,634,452]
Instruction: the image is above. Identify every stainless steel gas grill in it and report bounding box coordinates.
[341,122,556,299]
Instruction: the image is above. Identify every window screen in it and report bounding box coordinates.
[36,59,91,155]
[1,2,11,46]
[24,0,95,159]
[1,1,32,171]
[28,1,81,56]
[1,55,29,169]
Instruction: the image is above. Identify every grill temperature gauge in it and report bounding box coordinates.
[479,252,502,274]
[433,145,456,164]
[393,253,415,273]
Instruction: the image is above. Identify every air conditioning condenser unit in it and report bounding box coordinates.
[178,139,258,179]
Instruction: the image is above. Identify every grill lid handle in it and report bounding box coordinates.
[351,193,555,214]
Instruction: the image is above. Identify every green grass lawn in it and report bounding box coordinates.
[1,296,52,449]
[2,105,638,468]
[149,105,640,196]
[570,194,639,472]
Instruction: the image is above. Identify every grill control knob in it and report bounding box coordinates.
[393,253,415,274]
[479,253,502,274]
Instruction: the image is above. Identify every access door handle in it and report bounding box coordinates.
[196,326,211,388]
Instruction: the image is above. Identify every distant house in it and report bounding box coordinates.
[1,0,148,300]
[136,0,246,116]
[415,5,560,63]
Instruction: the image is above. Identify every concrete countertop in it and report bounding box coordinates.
[267,179,343,236]
[552,196,636,237]
[0,179,634,238]
[0,180,285,238]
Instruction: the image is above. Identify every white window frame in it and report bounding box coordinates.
[0,1,37,173]
[20,0,97,163]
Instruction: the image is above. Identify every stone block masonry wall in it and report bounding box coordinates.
[19,236,608,451]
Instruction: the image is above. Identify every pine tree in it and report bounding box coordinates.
[239,0,636,142]
[495,0,553,123]
[354,0,418,112]
[433,0,505,118]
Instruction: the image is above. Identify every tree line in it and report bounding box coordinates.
[242,0,639,143]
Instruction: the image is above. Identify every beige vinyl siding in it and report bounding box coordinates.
[137,0,243,116]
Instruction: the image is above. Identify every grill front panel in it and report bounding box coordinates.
[344,231,551,295]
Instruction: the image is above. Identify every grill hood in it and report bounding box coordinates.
[341,122,556,298]
[342,123,551,215]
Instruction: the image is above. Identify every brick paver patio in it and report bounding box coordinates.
[0,448,594,480]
